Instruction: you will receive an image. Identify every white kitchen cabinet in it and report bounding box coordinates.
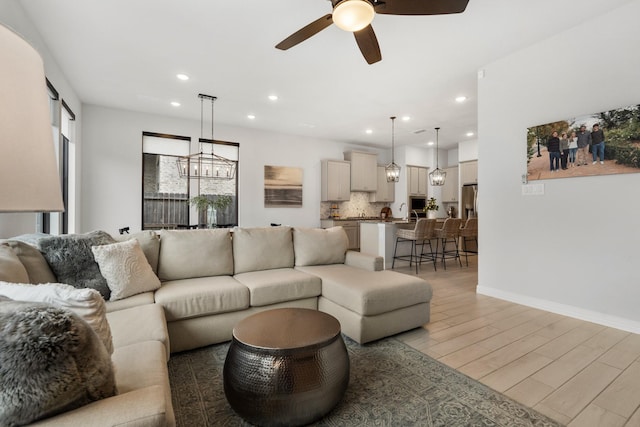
[408,166,428,196]
[344,151,377,192]
[441,166,459,202]
[460,160,478,185]
[321,160,350,202]
[370,165,395,202]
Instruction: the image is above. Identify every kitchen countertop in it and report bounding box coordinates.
[322,217,415,223]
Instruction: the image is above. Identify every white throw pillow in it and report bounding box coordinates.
[91,239,161,301]
[0,281,114,354]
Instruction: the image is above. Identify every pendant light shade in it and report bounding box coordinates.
[332,0,375,32]
[176,94,237,180]
[429,127,446,186]
[385,116,401,182]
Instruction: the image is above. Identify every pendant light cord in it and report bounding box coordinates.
[435,127,440,168]
[390,116,396,163]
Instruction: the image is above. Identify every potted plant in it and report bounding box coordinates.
[424,197,439,219]
[190,194,232,228]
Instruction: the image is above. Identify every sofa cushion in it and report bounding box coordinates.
[0,243,29,283]
[92,239,161,301]
[0,281,114,355]
[105,291,155,313]
[154,276,249,321]
[37,230,116,299]
[112,340,168,393]
[111,340,174,426]
[296,264,432,316]
[232,226,294,274]
[107,304,170,359]
[158,229,233,281]
[0,240,57,283]
[293,226,348,266]
[0,297,116,427]
[234,268,321,306]
[113,230,161,274]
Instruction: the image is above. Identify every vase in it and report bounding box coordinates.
[427,210,437,219]
[207,206,217,228]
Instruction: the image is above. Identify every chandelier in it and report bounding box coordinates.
[385,116,401,182]
[429,127,446,186]
[176,94,237,179]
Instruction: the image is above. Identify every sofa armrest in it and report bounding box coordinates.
[31,386,172,427]
[344,251,384,271]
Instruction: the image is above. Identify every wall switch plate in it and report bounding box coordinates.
[522,183,544,196]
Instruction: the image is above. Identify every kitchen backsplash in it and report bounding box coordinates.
[320,192,389,219]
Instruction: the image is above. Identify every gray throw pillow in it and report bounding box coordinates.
[0,297,117,426]
[37,231,116,299]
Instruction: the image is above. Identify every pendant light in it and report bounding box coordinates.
[176,94,237,180]
[429,127,446,186]
[385,116,401,182]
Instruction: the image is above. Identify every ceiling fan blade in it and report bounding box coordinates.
[354,25,381,65]
[374,0,469,15]
[275,14,333,50]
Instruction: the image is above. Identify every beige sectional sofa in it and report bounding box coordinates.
[0,225,432,426]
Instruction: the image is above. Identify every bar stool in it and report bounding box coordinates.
[434,218,463,270]
[392,218,430,273]
[458,217,478,266]
[419,219,439,271]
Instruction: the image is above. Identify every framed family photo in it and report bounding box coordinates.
[526,103,640,181]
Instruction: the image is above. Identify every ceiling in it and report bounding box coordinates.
[18,0,630,150]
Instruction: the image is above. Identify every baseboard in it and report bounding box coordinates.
[476,285,640,334]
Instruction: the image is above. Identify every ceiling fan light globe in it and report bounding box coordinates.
[333,0,375,32]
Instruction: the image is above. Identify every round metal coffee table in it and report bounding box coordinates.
[223,308,349,426]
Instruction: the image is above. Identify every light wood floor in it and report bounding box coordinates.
[392,255,640,426]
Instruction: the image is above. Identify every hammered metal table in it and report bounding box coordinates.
[223,308,350,427]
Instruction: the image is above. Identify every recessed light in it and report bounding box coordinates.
[176,74,189,81]
[247,114,256,120]
[466,132,474,137]
[402,116,411,121]
[170,101,181,107]
[268,95,278,101]
[426,141,434,146]
[455,96,467,103]
[365,129,373,134]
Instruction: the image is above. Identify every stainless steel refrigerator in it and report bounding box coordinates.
[461,184,477,220]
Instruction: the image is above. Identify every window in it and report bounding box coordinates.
[193,139,239,228]
[142,133,239,230]
[40,79,75,235]
[142,133,190,230]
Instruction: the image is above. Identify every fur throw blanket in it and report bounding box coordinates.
[0,296,116,426]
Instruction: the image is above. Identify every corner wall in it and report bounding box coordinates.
[477,0,640,331]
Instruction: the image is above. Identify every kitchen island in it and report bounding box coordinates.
[359,220,414,270]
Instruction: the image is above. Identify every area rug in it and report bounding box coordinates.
[168,337,563,426]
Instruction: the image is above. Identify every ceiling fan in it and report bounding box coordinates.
[275,0,470,64]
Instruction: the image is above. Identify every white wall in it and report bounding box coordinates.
[458,140,478,162]
[81,105,390,234]
[477,0,640,332]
